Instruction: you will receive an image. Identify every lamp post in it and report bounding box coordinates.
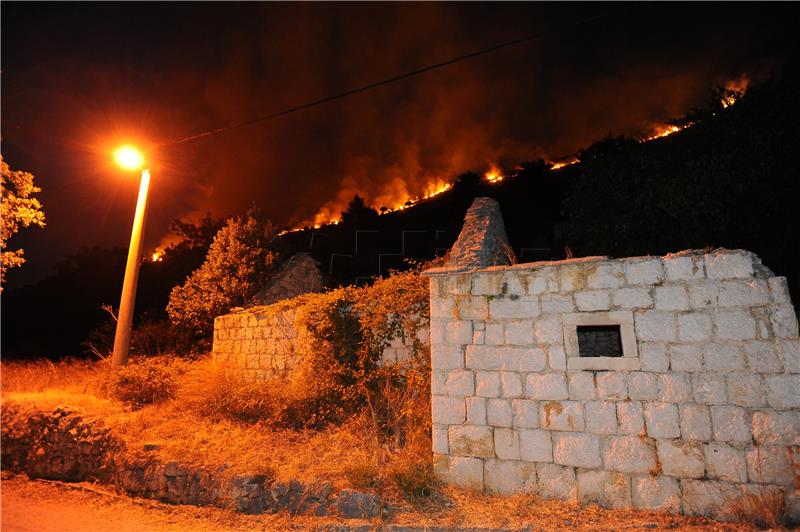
[111,145,149,368]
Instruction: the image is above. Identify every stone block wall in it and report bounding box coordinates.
[213,304,428,380]
[424,249,800,518]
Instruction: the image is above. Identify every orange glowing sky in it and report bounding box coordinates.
[1,3,792,285]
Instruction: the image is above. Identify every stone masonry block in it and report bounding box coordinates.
[680,479,741,517]
[624,258,664,286]
[725,373,765,407]
[501,273,526,296]
[484,459,536,495]
[663,254,705,282]
[704,250,754,280]
[475,371,501,398]
[692,373,727,405]
[657,439,705,478]
[430,297,456,319]
[466,346,547,372]
[553,432,602,468]
[678,312,713,342]
[519,428,552,462]
[632,475,680,513]
[765,374,800,408]
[746,445,795,486]
[617,401,645,435]
[540,294,575,314]
[655,286,689,311]
[472,273,502,296]
[658,373,693,403]
[466,397,487,425]
[771,306,800,338]
[548,345,567,371]
[485,321,504,345]
[612,287,654,310]
[710,406,750,442]
[486,398,512,427]
[670,344,703,372]
[585,401,618,435]
[432,396,465,425]
[717,279,770,307]
[540,400,585,432]
[432,425,449,454]
[500,371,523,397]
[640,343,669,372]
[559,265,587,292]
[586,262,625,288]
[434,455,483,490]
[628,372,659,401]
[603,436,657,474]
[511,399,539,428]
[679,404,712,441]
[768,276,792,304]
[575,290,610,311]
[634,311,677,342]
[526,373,569,400]
[493,429,520,460]
[567,371,596,400]
[596,372,628,400]
[743,340,782,372]
[577,470,632,510]
[704,443,747,483]
[536,463,577,501]
[688,282,720,309]
[454,296,489,320]
[444,370,474,397]
[751,411,800,445]
[446,320,473,345]
[703,342,744,373]
[504,319,534,345]
[714,310,756,341]
[431,370,446,395]
[780,339,800,372]
[489,296,540,320]
[431,344,464,370]
[448,425,494,458]
[644,402,680,439]
[533,317,563,344]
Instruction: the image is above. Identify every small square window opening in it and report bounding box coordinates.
[577,325,623,358]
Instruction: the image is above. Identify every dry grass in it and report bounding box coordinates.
[0,357,768,530]
[724,490,789,529]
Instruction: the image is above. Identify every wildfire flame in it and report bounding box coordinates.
[289,75,748,234]
[484,166,503,184]
[151,249,164,262]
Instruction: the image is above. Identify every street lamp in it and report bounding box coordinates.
[111,145,150,368]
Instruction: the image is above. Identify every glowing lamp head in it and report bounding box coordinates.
[114,145,144,170]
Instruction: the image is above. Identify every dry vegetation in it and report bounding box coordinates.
[1,356,774,530]
[0,270,783,529]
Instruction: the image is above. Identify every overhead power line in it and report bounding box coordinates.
[162,7,632,147]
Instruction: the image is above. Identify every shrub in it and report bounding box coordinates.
[167,210,277,338]
[386,446,437,501]
[108,357,181,409]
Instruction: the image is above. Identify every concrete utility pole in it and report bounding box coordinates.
[111,145,150,368]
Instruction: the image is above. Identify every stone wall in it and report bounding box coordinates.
[213,303,429,381]
[424,249,799,518]
[248,253,324,308]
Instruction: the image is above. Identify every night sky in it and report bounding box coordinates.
[1,3,794,288]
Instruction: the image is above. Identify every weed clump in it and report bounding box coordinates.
[109,356,182,409]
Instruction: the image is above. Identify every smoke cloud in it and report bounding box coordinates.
[1,3,793,283]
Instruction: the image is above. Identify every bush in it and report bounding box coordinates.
[167,210,277,338]
[108,357,181,409]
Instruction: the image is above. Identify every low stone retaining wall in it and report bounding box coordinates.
[424,249,800,519]
[0,403,383,519]
[212,304,428,381]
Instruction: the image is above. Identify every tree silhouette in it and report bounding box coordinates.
[339,194,379,227]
